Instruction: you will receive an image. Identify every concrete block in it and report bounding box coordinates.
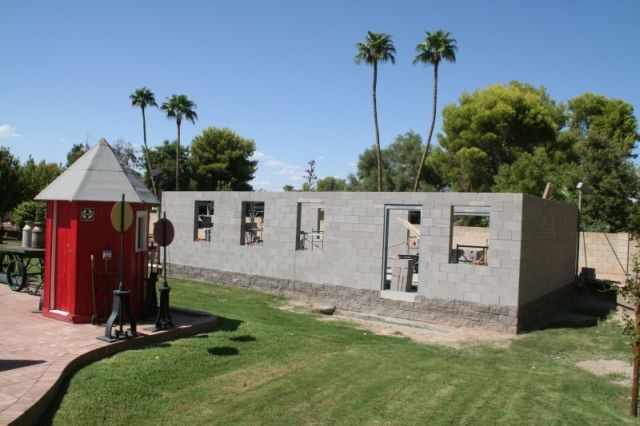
[463,292,482,304]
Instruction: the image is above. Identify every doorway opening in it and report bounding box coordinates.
[382,205,421,292]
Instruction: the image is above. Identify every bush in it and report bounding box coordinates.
[13,201,46,230]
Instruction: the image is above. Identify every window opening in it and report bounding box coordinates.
[135,210,148,252]
[194,201,214,242]
[450,207,490,266]
[296,203,324,251]
[382,205,421,292]
[241,201,264,246]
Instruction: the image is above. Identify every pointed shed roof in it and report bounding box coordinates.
[36,139,158,204]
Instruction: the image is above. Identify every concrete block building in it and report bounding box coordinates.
[163,191,578,333]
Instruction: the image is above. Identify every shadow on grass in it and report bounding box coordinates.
[185,317,243,340]
[215,316,243,332]
[535,283,619,331]
[229,335,256,343]
[208,346,240,356]
[40,316,244,424]
[189,334,211,339]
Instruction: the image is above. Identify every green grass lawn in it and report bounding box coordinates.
[51,279,636,425]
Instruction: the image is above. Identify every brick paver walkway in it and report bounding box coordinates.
[0,284,216,425]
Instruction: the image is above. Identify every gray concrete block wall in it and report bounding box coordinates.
[578,232,634,279]
[518,195,578,307]
[420,193,523,309]
[167,265,519,333]
[163,191,576,332]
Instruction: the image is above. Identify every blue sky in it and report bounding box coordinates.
[1,1,639,191]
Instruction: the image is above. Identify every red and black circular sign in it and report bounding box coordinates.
[153,218,175,247]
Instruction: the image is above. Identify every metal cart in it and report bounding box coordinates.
[0,244,45,292]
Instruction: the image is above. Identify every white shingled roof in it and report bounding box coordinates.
[36,139,159,204]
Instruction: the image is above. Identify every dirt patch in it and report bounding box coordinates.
[280,300,516,348]
[576,359,631,386]
[330,314,515,347]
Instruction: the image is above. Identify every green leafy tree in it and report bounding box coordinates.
[348,131,443,191]
[412,30,457,191]
[145,140,192,193]
[492,91,638,231]
[317,176,346,192]
[130,87,158,196]
[578,131,639,232]
[0,147,21,220]
[346,145,379,191]
[355,31,396,192]
[19,156,62,201]
[66,143,89,167]
[454,147,491,192]
[190,127,257,191]
[432,82,564,191]
[282,184,295,192]
[12,200,46,230]
[568,93,638,152]
[493,147,579,200]
[386,131,443,191]
[568,93,640,232]
[161,94,197,190]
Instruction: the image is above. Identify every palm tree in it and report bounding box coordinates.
[130,87,158,197]
[412,30,457,192]
[355,31,396,192]
[161,94,197,190]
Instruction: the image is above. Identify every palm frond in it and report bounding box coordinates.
[414,29,457,66]
[354,31,396,66]
[161,94,198,124]
[130,87,157,109]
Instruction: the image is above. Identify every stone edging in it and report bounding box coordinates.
[12,309,217,426]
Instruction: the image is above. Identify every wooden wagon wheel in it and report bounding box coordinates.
[7,260,27,291]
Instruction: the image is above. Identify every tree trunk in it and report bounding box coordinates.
[176,120,181,191]
[141,108,157,198]
[372,61,383,192]
[632,308,640,416]
[413,62,439,192]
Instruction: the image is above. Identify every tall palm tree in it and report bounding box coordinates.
[161,94,197,190]
[130,87,158,197]
[412,30,457,192]
[355,31,396,192]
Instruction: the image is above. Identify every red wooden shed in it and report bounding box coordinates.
[35,139,158,323]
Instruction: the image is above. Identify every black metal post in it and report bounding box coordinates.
[143,269,159,317]
[576,189,583,285]
[153,212,173,330]
[99,194,137,342]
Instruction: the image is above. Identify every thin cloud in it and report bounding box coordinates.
[250,151,308,191]
[251,179,272,188]
[0,124,23,139]
[253,151,304,182]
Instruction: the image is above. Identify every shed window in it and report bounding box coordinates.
[194,201,214,242]
[241,202,264,246]
[450,207,490,266]
[135,211,148,252]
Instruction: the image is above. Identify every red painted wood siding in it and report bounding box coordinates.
[43,201,149,323]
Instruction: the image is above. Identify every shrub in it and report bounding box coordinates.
[13,201,46,230]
